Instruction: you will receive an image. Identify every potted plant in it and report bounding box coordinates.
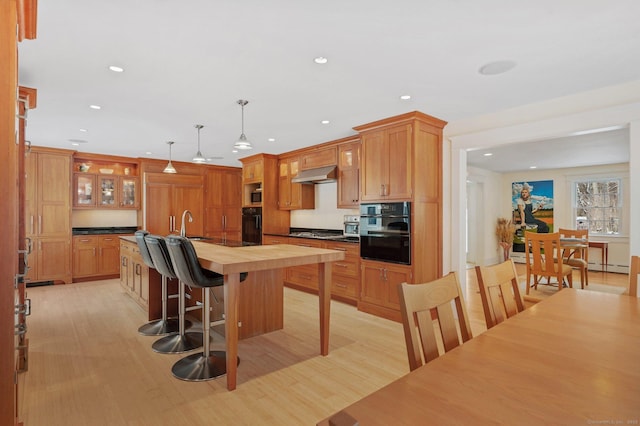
[495,218,516,262]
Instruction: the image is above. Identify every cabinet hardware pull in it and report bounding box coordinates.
[38,215,42,234]
[336,283,347,288]
[335,263,348,268]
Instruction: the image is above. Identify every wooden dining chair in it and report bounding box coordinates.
[524,231,573,294]
[475,259,526,329]
[397,272,472,371]
[558,228,589,289]
[627,255,639,297]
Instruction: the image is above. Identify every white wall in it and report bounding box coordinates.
[445,79,640,292]
[290,182,359,230]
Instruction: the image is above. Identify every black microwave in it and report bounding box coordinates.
[251,191,262,203]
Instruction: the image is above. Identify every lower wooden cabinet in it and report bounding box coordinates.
[73,234,125,280]
[262,236,360,303]
[359,259,413,322]
[119,238,149,310]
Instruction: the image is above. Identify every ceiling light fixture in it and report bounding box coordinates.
[478,60,517,76]
[321,120,330,124]
[109,65,124,73]
[163,141,177,174]
[233,100,253,150]
[89,104,101,110]
[192,124,206,163]
[400,95,411,100]
[314,56,328,64]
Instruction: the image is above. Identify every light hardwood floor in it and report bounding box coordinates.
[19,268,628,425]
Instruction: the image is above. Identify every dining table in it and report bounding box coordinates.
[318,289,640,425]
[191,241,345,391]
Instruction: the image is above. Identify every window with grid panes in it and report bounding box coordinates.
[574,178,621,235]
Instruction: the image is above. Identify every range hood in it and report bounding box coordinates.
[291,165,337,184]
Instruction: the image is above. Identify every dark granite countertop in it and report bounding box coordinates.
[266,228,359,244]
[72,226,139,235]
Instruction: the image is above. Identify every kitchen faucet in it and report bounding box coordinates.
[180,210,193,237]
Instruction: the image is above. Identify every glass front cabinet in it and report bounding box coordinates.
[74,173,139,209]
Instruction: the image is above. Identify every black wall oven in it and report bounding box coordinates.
[242,207,262,245]
[360,202,411,265]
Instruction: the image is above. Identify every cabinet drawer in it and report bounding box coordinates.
[262,235,288,245]
[331,257,360,279]
[286,267,318,290]
[73,235,98,246]
[99,235,120,247]
[324,241,359,257]
[288,238,324,248]
[331,275,358,298]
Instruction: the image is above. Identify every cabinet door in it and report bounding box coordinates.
[73,236,98,277]
[360,131,387,201]
[278,160,292,209]
[337,142,360,208]
[37,153,71,237]
[37,238,71,282]
[120,176,139,208]
[120,243,131,290]
[360,261,411,309]
[173,184,204,236]
[73,173,96,207]
[99,236,121,275]
[145,182,173,234]
[386,124,412,200]
[98,176,117,207]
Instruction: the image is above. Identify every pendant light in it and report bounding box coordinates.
[192,124,206,163]
[163,141,177,174]
[233,99,253,150]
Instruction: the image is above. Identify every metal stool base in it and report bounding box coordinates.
[138,318,189,336]
[152,331,203,354]
[171,351,240,382]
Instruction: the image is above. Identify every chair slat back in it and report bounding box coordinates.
[398,272,472,371]
[558,228,589,262]
[475,259,525,329]
[525,232,563,276]
[629,255,639,297]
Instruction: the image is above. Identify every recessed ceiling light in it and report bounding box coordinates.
[314,56,328,64]
[483,153,493,157]
[321,120,330,124]
[79,128,88,132]
[268,138,275,142]
[478,60,517,76]
[109,65,124,73]
[145,151,153,155]
[68,139,88,144]
[232,149,239,153]
[207,156,224,161]
[400,95,411,100]
[89,104,101,110]
[529,166,537,169]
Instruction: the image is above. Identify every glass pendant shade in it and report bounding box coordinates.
[163,141,177,173]
[192,124,206,163]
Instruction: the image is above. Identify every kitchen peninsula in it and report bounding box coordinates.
[191,240,344,390]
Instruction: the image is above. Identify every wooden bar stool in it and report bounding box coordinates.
[166,235,248,381]
[144,234,202,354]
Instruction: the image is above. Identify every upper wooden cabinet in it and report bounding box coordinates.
[240,154,290,236]
[278,156,314,210]
[354,112,447,203]
[337,139,361,208]
[242,157,264,182]
[73,173,139,209]
[72,154,140,209]
[300,146,337,170]
[359,123,412,201]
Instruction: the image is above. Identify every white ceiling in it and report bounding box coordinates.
[18,0,640,169]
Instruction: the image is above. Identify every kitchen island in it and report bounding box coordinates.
[190,240,345,390]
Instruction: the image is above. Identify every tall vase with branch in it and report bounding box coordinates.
[496,218,516,262]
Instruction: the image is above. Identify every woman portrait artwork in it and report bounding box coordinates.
[512,180,554,251]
